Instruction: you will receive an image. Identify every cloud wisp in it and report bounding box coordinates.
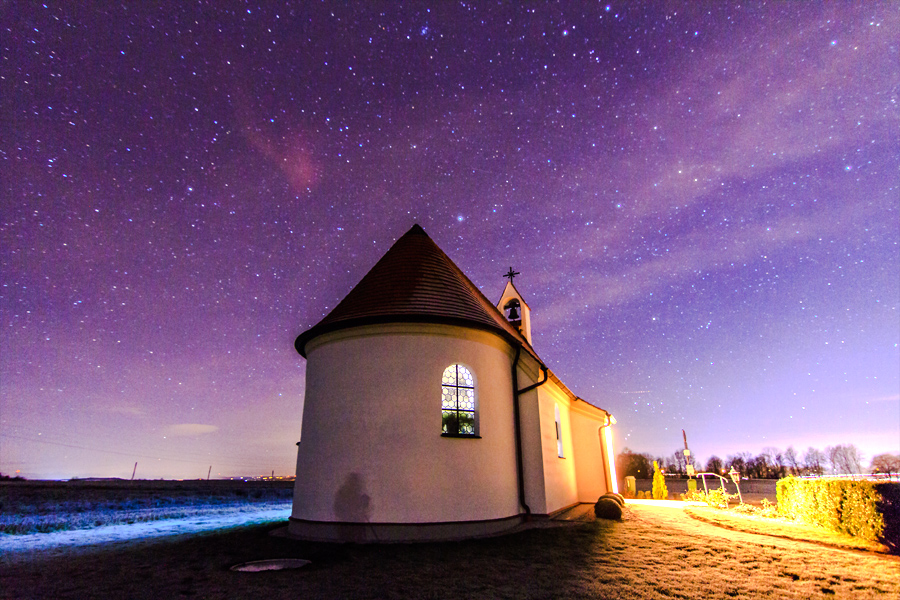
[162,424,219,438]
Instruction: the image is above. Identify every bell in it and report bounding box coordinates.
[507,305,520,321]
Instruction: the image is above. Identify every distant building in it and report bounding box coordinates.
[289,224,617,542]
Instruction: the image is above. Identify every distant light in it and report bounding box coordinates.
[457,215,464,222]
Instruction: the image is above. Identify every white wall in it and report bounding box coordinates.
[536,384,579,513]
[292,323,520,525]
[516,358,547,515]
[514,361,613,515]
[570,406,611,501]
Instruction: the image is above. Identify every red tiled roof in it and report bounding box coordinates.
[294,224,537,358]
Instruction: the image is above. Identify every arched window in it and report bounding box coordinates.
[441,364,477,436]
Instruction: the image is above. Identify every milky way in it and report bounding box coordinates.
[2,2,897,479]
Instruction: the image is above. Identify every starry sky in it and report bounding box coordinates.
[2,2,898,480]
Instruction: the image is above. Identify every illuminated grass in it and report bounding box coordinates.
[685,505,891,554]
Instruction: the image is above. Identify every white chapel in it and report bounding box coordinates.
[289,224,618,541]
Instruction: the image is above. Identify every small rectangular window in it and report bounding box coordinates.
[555,404,564,458]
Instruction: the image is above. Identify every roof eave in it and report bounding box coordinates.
[295,314,536,359]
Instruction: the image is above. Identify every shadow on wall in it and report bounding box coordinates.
[334,472,371,542]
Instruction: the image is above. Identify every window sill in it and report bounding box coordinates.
[441,433,481,439]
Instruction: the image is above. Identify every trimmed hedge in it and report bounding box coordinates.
[777,476,899,552]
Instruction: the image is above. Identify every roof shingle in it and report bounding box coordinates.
[294,224,536,357]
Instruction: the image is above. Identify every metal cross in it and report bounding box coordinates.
[504,267,520,283]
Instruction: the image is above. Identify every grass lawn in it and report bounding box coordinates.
[685,505,891,554]
[3,503,898,599]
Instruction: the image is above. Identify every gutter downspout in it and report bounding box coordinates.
[511,344,549,518]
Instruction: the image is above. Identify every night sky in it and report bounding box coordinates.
[2,2,897,480]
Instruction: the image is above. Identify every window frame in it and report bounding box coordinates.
[555,403,565,458]
[441,363,480,438]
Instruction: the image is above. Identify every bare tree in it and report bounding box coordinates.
[825,445,841,474]
[870,453,900,474]
[664,455,679,475]
[671,450,687,475]
[725,455,741,476]
[773,448,787,478]
[783,446,800,475]
[705,455,724,474]
[803,447,826,476]
[748,454,770,478]
[826,444,864,474]
[761,447,786,478]
[727,452,753,477]
[844,445,864,474]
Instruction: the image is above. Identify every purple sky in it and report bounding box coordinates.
[2,2,897,479]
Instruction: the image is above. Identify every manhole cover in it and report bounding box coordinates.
[230,559,311,572]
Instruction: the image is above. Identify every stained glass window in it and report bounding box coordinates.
[442,364,476,436]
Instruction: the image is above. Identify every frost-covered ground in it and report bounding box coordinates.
[0,502,291,564]
[6,502,898,599]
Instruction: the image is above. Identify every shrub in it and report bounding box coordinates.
[777,477,899,551]
[730,499,777,518]
[757,497,777,518]
[684,487,734,509]
[594,497,623,520]
[652,461,667,500]
[683,489,705,503]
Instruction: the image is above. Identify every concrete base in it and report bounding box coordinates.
[283,514,527,543]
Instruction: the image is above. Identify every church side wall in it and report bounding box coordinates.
[569,406,611,502]
[516,360,547,515]
[536,384,579,514]
[292,324,520,526]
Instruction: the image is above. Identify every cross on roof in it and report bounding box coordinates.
[504,267,520,283]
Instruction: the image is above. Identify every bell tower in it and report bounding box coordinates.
[497,267,532,345]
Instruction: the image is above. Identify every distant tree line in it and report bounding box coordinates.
[616,445,900,480]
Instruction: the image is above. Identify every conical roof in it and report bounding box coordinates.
[295,224,535,357]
